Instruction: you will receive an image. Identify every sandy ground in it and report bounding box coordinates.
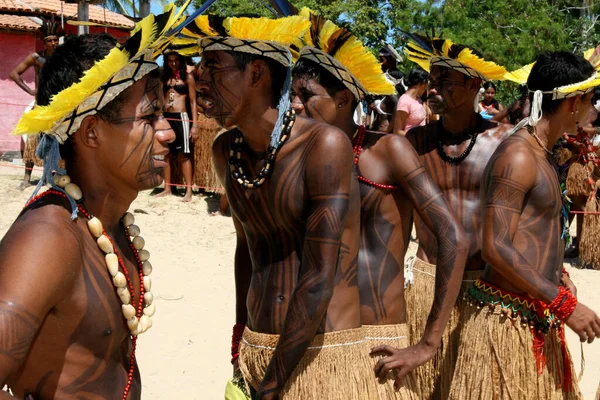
[0,163,599,399]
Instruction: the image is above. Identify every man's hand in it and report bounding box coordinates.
[370,342,437,390]
[560,270,577,297]
[565,303,600,343]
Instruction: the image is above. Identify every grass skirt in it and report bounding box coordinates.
[23,134,42,166]
[238,326,379,399]
[449,279,582,400]
[404,257,481,399]
[364,324,420,399]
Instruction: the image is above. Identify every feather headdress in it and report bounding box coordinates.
[169,14,225,56]
[14,1,191,143]
[403,32,507,81]
[297,8,395,101]
[197,15,310,67]
[39,16,63,39]
[504,46,600,99]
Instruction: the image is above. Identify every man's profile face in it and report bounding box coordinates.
[95,75,175,191]
[196,51,244,128]
[290,75,338,124]
[428,66,475,115]
[44,36,59,54]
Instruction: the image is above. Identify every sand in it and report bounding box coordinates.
[0,163,599,399]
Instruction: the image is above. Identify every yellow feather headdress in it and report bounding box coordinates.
[404,33,507,81]
[504,46,600,99]
[197,15,311,67]
[14,1,191,143]
[169,14,224,56]
[297,8,395,101]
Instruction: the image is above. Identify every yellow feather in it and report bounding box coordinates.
[504,62,534,84]
[304,15,394,95]
[130,15,157,57]
[15,48,129,135]
[224,16,310,51]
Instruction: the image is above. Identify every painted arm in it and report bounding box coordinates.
[371,136,468,387]
[481,146,600,342]
[187,74,199,142]
[258,129,353,399]
[0,215,81,394]
[9,55,36,96]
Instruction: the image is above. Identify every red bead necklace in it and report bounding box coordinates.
[25,189,142,400]
[351,125,398,191]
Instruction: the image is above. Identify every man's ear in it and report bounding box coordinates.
[335,88,354,109]
[249,59,269,88]
[74,114,101,149]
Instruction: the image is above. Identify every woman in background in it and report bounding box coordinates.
[393,68,429,135]
[158,50,198,202]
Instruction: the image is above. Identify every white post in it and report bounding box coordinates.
[78,0,89,35]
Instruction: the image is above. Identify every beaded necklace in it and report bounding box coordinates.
[351,125,398,191]
[25,185,154,400]
[436,118,481,165]
[229,109,296,189]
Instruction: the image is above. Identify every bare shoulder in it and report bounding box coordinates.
[1,204,83,267]
[375,130,414,154]
[293,116,352,152]
[480,120,514,142]
[486,131,538,177]
[0,203,83,306]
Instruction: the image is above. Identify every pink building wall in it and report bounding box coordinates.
[0,31,35,155]
[0,26,130,156]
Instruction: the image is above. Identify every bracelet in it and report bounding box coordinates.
[231,323,245,364]
[548,286,577,321]
[562,267,570,278]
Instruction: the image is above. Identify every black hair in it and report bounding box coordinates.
[404,68,429,89]
[226,51,287,105]
[36,33,127,165]
[161,51,188,83]
[292,57,358,108]
[483,81,497,92]
[386,69,406,96]
[185,56,196,66]
[527,51,595,115]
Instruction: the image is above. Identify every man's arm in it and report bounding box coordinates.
[0,213,81,393]
[257,128,353,399]
[371,136,468,386]
[481,146,600,342]
[9,55,37,96]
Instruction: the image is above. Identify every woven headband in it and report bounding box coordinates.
[430,56,486,81]
[299,46,367,101]
[199,36,293,67]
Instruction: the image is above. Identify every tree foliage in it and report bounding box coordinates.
[192,0,600,103]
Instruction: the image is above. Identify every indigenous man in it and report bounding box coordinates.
[195,15,377,399]
[290,12,468,399]
[450,51,600,400]
[0,5,187,398]
[401,34,514,399]
[9,18,62,190]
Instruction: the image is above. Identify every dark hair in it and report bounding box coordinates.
[161,51,187,83]
[36,33,127,165]
[483,81,497,92]
[527,51,595,115]
[292,58,358,108]
[226,51,287,105]
[404,68,429,88]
